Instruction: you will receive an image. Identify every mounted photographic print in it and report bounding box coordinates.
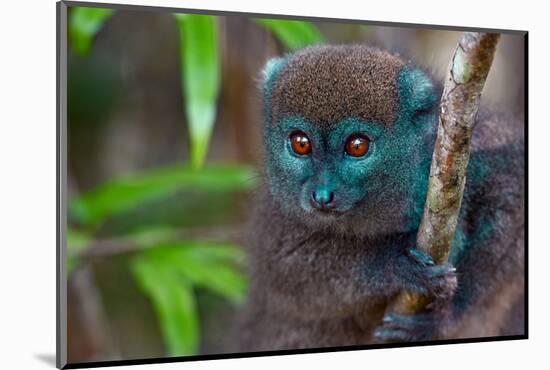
[56,1,527,368]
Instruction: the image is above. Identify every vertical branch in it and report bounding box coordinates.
[386,33,500,319]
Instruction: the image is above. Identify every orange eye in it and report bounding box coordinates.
[290,131,312,155]
[345,134,370,157]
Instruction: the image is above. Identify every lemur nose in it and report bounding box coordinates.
[311,189,335,209]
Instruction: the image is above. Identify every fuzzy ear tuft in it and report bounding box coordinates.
[261,57,287,124]
[398,66,439,116]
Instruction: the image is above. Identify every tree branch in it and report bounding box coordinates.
[384,32,500,320]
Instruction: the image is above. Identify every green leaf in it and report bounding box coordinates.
[175,14,221,169]
[136,242,247,303]
[254,19,325,50]
[182,261,247,304]
[69,7,114,54]
[130,241,247,355]
[131,256,199,356]
[69,163,258,226]
[167,243,247,303]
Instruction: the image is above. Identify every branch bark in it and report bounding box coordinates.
[384,33,500,319]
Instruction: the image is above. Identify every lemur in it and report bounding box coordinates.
[238,45,524,350]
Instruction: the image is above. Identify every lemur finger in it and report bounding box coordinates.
[407,248,435,266]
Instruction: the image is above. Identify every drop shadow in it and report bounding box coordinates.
[34,353,57,367]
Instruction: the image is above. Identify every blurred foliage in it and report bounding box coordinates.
[254,19,325,50]
[131,242,246,355]
[67,56,119,127]
[69,163,257,227]
[175,14,221,169]
[67,228,91,274]
[69,7,114,54]
[68,162,256,356]
[69,7,325,169]
[68,6,325,358]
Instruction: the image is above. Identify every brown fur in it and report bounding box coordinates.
[237,46,524,352]
[270,45,405,127]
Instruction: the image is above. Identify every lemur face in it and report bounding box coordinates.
[266,115,385,216]
[262,45,439,233]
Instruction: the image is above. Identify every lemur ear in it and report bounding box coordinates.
[398,66,439,116]
[261,57,287,124]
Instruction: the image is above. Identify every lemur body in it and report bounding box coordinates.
[238,45,524,350]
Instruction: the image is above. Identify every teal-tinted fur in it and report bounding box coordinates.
[238,45,524,350]
[263,60,439,236]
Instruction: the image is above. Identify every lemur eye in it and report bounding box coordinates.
[290,131,312,155]
[345,134,370,157]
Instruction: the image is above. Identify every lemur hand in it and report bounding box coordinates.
[374,248,457,342]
